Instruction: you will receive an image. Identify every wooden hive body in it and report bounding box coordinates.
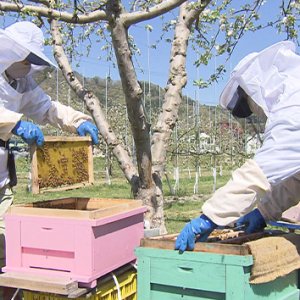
[3,198,147,288]
[135,234,300,299]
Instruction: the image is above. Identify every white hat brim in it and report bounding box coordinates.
[0,28,57,68]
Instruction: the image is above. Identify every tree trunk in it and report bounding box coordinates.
[152,2,210,177]
[150,3,211,233]
[107,1,166,233]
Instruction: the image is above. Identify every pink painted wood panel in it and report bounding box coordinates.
[3,198,146,288]
[22,248,74,271]
[21,220,75,252]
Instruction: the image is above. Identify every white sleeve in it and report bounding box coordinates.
[44,101,92,133]
[19,85,52,123]
[202,159,271,226]
[258,173,300,221]
[0,107,22,141]
[20,85,92,133]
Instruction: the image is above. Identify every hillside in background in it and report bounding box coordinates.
[37,71,263,171]
[41,71,166,113]
[40,70,223,131]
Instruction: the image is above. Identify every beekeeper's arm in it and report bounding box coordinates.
[21,85,99,144]
[0,106,44,146]
[0,84,91,140]
[47,101,99,144]
[175,159,271,252]
[202,159,270,225]
[207,153,300,235]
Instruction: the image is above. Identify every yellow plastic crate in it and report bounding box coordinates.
[23,268,137,300]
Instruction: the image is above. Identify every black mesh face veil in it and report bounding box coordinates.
[227,86,252,118]
[26,52,51,66]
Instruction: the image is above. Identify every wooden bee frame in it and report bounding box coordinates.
[30,136,94,194]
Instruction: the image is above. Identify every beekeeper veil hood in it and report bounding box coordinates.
[0,21,56,76]
[220,41,296,118]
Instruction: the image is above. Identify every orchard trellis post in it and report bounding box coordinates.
[105,73,111,185]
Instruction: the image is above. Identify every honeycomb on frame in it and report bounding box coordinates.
[30,136,94,194]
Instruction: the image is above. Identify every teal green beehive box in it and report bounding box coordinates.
[135,235,300,300]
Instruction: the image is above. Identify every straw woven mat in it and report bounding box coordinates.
[245,233,300,284]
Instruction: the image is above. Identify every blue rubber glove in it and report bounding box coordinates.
[77,121,99,145]
[12,120,44,146]
[235,208,266,234]
[175,214,217,252]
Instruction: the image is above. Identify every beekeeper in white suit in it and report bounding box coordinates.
[0,21,99,298]
[176,41,300,252]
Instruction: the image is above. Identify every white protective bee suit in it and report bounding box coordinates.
[0,21,93,278]
[0,21,92,189]
[202,41,300,225]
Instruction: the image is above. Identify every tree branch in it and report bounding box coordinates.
[123,0,186,26]
[0,1,107,23]
[151,0,212,176]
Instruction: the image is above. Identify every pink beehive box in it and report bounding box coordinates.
[3,198,147,288]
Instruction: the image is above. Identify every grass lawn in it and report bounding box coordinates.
[13,156,232,234]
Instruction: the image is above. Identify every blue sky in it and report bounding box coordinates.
[70,1,290,106]
[1,1,292,106]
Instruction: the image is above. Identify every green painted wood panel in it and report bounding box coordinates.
[225,264,248,299]
[137,256,151,300]
[136,247,253,266]
[150,284,225,299]
[135,247,300,300]
[150,257,226,293]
